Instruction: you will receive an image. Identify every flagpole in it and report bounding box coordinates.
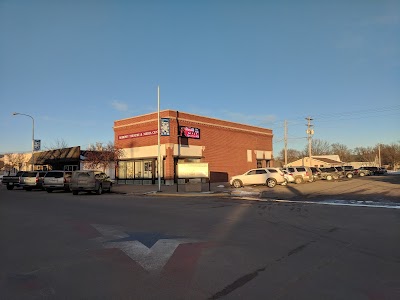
[157,86,161,192]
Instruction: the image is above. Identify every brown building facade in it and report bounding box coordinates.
[114,110,273,184]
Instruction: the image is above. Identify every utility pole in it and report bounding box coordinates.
[157,86,161,192]
[378,143,381,167]
[284,120,288,167]
[305,117,314,167]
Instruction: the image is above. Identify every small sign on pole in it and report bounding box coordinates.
[34,139,41,151]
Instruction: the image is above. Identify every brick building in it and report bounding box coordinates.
[114,110,273,184]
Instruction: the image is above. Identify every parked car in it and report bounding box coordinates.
[70,170,113,195]
[43,171,72,193]
[282,166,314,184]
[230,168,285,188]
[354,167,372,177]
[310,167,322,180]
[378,167,388,175]
[371,167,387,175]
[20,171,47,191]
[282,170,295,184]
[2,171,24,190]
[319,167,343,180]
[359,166,387,175]
[337,166,355,179]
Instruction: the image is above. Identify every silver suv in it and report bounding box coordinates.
[43,171,72,193]
[282,166,313,184]
[229,168,285,188]
[70,171,113,195]
[20,171,47,191]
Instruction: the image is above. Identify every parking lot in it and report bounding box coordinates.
[231,173,400,204]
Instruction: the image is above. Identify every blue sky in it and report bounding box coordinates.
[1,0,399,157]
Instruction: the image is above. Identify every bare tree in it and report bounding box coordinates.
[380,142,400,169]
[4,153,26,171]
[353,146,377,164]
[83,142,124,172]
[304,139,331,156]
[331,143,352,162]
[277,148,303,164]
[48,138,69,150]
[273,148,303,167]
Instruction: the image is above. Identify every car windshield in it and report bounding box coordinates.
[22,172,37,177]
[77,172,91,178]
[47,172,64,178]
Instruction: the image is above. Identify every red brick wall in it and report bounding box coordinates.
[114,110,273,181]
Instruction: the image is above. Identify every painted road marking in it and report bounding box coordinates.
[90,224,199,274]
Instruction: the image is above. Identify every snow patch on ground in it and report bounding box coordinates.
[319,199,400,209]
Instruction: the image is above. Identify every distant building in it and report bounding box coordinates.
[1,147,115,179]
[286,156,342,168]
[286,155,379,169]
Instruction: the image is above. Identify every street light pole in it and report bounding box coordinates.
[12,112,35,171]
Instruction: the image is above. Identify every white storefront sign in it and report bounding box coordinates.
[177,163,209,179]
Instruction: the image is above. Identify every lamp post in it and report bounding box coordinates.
[12,112,35,171]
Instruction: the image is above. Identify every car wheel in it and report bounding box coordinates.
[326,175,333,181]
[96,184,103,195]
[266,178,277,188]
[232,180,242,188]
[346,173,353,179]
[294,177,303,184]
[72,190,78,195]
[25,188,32,191]
[46,189,53,193]
[6,185,14,190]
[359,172,365,177]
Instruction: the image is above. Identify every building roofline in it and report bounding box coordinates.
[114,109,273,135]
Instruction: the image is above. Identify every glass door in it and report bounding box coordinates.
[143,160,153,179]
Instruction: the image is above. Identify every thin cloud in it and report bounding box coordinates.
[111,100,129,112]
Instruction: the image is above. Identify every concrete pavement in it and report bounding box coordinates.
[112,175,400,205]
[111,182,232,196]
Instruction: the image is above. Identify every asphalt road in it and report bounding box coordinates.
[1,184,399,299]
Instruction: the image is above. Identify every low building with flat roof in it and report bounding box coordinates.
[114,110,274,185]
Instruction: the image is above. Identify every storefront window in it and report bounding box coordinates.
[118,159,164,180]
[64,165,78,171]
[257,160,263,168]
[134,161,142,178]
[118,161,126,178]
[127,162,134,178]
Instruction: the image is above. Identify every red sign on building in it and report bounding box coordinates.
[179,126,200,139]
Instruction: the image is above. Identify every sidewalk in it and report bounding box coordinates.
[112,182,233,197]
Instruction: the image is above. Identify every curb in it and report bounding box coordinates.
[124,191,232,197]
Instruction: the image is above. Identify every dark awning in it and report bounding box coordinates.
[30,146,81,164]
